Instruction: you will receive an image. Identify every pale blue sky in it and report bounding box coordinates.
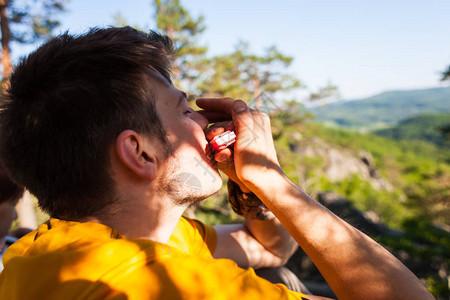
[13,0,450,100]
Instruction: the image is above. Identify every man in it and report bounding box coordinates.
[0,165,24,272]
[0,27,432,299]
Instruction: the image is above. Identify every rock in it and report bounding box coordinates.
[291,137,393,191]
[316,192,404,237]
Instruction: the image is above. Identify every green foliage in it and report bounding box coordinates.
[375,112,450,147]
[0,0,66,80]
[6,0,66,44]
[196,41,302,105]
[312,87,450,130]
[425,275,449,299]
[309,81,340,101]
[153,0,207,93]
[196,115,449,239]
[315,175,409,228]
[303,122,450,225]
[114,1,302,104]
[191,176,243,225]
[402,219,450,252]
[196,52,247,99]
[267,119,449,298]
[441,65,450,82]
[380,218,450,298]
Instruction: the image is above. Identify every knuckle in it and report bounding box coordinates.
[260,112,270,120]
[252,110,269,119]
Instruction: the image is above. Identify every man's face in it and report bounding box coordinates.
[152,80,223,206]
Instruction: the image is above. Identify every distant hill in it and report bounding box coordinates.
[311,87,450,130]
[374,112,450,147]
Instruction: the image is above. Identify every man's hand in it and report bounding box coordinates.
[197,98,282,194]
[203,120,252,193]
[197,97,298,270]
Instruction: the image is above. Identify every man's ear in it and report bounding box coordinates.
[115,130,158,181]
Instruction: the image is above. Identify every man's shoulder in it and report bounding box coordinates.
[2,218,306,299]
[139,257,306,299]
[2,234,304,299]
[168,216,217,257]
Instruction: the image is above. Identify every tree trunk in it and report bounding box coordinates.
[167,23,180,81]
[0,0,12,89]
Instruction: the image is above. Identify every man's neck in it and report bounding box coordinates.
[86,194,187,244]
[96,147,191,244]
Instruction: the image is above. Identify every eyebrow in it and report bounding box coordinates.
[176,91,187,108]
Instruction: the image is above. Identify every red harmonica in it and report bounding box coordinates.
[209,130,236,152]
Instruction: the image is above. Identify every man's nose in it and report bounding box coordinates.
[193,111,209,130]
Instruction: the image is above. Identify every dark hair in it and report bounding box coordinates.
[0,164,23,204]
[0,27,175,219]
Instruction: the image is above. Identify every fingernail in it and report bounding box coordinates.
[215,152,228,162]
[212,127,223,134]
[234,101,246,113]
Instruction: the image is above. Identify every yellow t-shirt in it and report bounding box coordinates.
[167,217,217,258]
[0,217,308,299]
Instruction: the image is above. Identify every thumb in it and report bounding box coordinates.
[231,100,254,149]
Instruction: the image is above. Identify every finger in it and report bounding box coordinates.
[252,111,272,144]
[253,111,276,151]
[197,98,256,113]
[205,126,225,141]
[196,98,236,115]
[231,100,254,149]
[214,148,233,162]
[205,122,234,140]
[197,110,231,123]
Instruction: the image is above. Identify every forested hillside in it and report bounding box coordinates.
[374,112,450,147]
[195,112,449,227]
[312,87,450,130]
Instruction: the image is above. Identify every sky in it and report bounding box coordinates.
[12,0,450,101]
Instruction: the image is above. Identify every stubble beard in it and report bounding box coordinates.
[157,154,220,207]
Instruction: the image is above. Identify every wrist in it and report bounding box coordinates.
[249,170,314,214]
[242,167,289,197]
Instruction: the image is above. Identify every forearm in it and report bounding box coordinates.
[198,98,432,298]
[247,171,433,300]
[244,217,298,263]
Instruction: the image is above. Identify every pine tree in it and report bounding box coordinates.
[309,82,340,101]
[441,65,450,82]
[154,0,207,96]
[0,0,66,86]
[197,41,302,109]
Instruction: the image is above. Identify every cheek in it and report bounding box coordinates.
[180,120,207,144]
[164,117,207,154]
[191,112,208,129]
